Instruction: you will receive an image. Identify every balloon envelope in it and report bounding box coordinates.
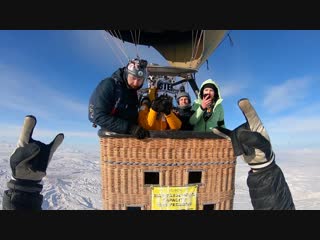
[106,30,227,70]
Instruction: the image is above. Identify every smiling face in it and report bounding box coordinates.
[126,73,144,89]
[202,87,215,100]
[178,96,190,107]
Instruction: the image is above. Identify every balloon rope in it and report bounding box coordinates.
[103,30,126,66]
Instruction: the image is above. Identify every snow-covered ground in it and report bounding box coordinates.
[1,141,319,210]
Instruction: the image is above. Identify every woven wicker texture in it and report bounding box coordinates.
[99,131,237,210]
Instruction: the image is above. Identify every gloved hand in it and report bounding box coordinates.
[2,115,64,210]
[159,96,173,115]
[140,96,151,108]
[8,115,64,190]
[151,97,163,112]
[213,98,275,171]
[128,124,150,139]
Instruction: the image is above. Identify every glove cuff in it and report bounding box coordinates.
[7,179,43,193]
[248,151,275,170]
[3,189,43,210]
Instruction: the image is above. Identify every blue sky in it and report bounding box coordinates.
[0,30,319,155]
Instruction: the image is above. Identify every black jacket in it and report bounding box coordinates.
[247,162,295,210]
[88,68,140,133]
[173,105,194,131]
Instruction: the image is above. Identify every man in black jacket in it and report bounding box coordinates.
[88,58,150,139]
[2,99,295,210]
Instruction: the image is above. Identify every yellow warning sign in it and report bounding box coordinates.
[151,185,197,210]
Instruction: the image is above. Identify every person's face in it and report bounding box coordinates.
[127,74,144,89]
[202,87,214,99]
[179,96,189,107]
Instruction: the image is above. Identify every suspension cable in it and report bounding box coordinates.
[107,30,130,62]
[189,30,204,69]
[129,30,141,58]
[192,30,204,68]
[190,30,199,64]
[103,31,125,66]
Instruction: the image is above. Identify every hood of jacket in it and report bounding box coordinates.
[195,79,223,107]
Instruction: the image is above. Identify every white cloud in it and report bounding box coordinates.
[57,130,96,138]
[70,30,168,69]
[297,102,320,115]
[268,115,320,133]
[219,80,249,97]
[29,128,96,139]
[0,32,121,122]
[39,87,88,117]
[0,124,21,139]
[263,76,311,113]
[276,148,320,161]
[265,101,320,135]
[69,30,121,68]
[263,107,320,149]
[0,123,96,141]
[0,64,88,120]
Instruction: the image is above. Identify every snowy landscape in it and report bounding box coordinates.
[1,31,320,211]
[1,141,319,210]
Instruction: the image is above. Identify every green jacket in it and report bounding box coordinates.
[189,79,225,132]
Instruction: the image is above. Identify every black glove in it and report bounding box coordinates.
[3,115,64,210]
[140,96,151,108]
[159,97,173,115]
[9,115,64,187]
[151,97,163,112]
[213,98,274,171]
[128,124,150,139]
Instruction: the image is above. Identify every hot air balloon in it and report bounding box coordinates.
[106,30,226,69]
[105,30,228,98]
[98,30,237,210]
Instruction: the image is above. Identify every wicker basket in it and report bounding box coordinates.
[98,130,237,210]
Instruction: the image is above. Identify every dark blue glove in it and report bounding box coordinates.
[213,99,274,171]
[140,96,151,108]
[128,124,150,139]
[153,95,173,115]
[159,97,173,115]
[151,97,163,112]
[10,115,64,182]
[3,115,64,210]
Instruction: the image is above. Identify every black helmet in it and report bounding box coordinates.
[126,58,148,80]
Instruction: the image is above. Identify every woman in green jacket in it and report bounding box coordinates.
[189,79,225,132]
